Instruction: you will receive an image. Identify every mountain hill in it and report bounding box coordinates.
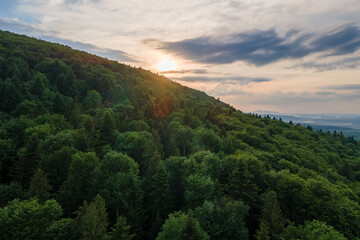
[1,30,360,240]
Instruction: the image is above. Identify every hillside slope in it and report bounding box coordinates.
[1,30,360,240]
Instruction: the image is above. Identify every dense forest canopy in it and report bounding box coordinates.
[0,30,360,240]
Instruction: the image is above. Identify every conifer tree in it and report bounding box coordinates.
[225,158,259,204]
[255,190,285,240]
[156,211,209,240]
[27,168,52,202]
[108,216,135,240]
[74,194,108,240]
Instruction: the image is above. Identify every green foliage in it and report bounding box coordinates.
[74,194,108,240]
[281,220,347,240]
[1,30,360,240]
[93,151,144,234]
[0,182,23,207]
[59,152,99,215]
[195,199,249,239]
[156,211,209,240]
[108,216,136,240]
[39,146,77,191]
[27,168,52,202]
[224,154,260,205]
[255,190,285,240]
[185,174,215,208]
[82,90,102,109]
[46,218,76,240]
[0,198,62,240]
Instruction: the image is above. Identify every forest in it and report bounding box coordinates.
[1,30,360,240]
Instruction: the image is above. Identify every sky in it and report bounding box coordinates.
[1,0,360,114]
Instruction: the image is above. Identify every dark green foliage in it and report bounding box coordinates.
[1,31,360,239]
[59,152,99,215]
[255,190,285,240]
[225,154,260,205]
[143,160,172,238]
[0,77,22,112]
[185,174,215,209]
[74,194,108,240]
[108,216,136,240]
[156,211,209,240]
[38,146,77,191]
[280,220,347,240]
[93,151,144,235]
[15,124,51,186]
[53,93,67,114]
[195,199,249,240]
[0,198,62,240]
[0,182,23,207]
[164,156,187,210]
[27,168,52,202]
[46,218,76,240]
[82,90,102,110]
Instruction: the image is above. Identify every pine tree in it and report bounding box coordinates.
[183,210,209,240]
[53,93,66,114]
[255,190,285,240]
[108,216,135,240]
[74,194,108,240]
[225,158,259,204]
[27,168,52,202]
[100,110,116,145]
[156,211,209,240]
[255,220,271,240]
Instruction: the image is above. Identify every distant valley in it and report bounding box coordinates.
[256,111,360,140]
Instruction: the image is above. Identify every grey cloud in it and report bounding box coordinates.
[322,84,360,90]
[44,37,137,63]
[0,19,137,63]
[147,24,360,66]
[312,24,360,56]
[0,18,51,37]
[293,56,360,71]
[174,76,271,84]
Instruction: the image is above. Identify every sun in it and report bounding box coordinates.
[157,59,177,72]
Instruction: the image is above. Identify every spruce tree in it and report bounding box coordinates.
[27,168,52,202]
[74,194,108,240]
[255,190,285,240]
[108,216,135,240]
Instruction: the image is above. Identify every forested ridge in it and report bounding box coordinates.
[1,30,360,240]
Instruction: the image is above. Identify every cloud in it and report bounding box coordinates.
[44,37,137,62]
[0,17,50,36]
[207,84,245,96]
[174,75,271,85]
[293,56,360,71]
[244,90,360,106]
[322,84,360,90]
[160,69,207,74]
[0,18,137,63]
[147,24,360,66]
[312,24,360,56]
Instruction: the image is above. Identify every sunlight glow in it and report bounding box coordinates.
[157,60,177,72]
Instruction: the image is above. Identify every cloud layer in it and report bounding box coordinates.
[175,76,271,85]
[149,24,360,66]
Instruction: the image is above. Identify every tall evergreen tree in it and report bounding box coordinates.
[108,216,135,240]
[74,194,108,240]
[255,190,285,240]
[156,211,209,240]
[225,157,259,205]
[27,168,52,202]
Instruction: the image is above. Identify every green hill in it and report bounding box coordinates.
[0,30,359,240]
